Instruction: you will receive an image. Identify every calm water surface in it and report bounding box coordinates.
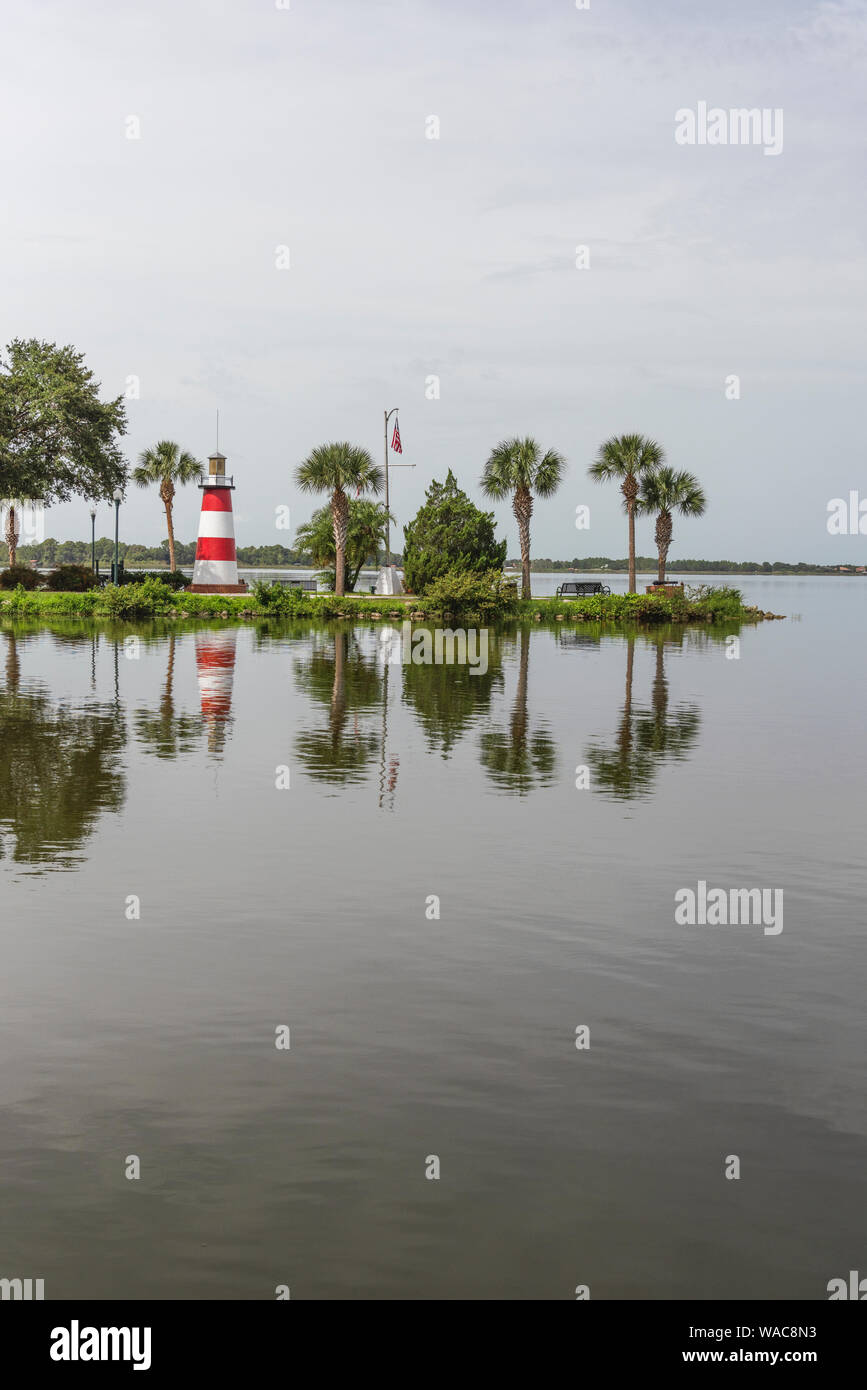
[0,576,864,1299]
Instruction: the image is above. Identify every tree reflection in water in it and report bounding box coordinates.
[134,634,202,760]
[401,626,503,757]
[584,633,701,800]
[0,630,127,869]
[293,629,381,784]
[479,625,557,795]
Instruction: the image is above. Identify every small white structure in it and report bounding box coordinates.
[375,565,404,596]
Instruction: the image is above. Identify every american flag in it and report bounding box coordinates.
[391,418,403,454]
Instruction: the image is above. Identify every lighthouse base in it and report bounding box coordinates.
[187,582,249,594]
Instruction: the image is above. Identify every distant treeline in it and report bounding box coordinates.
[5,539,316,568]
[508,556,865,575]
[3,539,859,575]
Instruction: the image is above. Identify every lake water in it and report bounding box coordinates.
[0,575,864,1300]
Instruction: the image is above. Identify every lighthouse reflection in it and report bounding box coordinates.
[194,629,238,757]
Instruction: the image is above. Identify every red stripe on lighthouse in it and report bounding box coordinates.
[196,648,236,670]
[201,488,234,512]
[195,537,237,561]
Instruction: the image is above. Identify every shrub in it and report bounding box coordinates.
[0,565,41,590]
[422,568,517,620]
[686,584,744,620]
[128,569,190,590]
[2,582,40,613]
[44,564,99,591]
[100,577,174,617]
[251,580,312,613]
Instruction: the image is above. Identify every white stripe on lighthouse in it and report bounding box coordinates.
[193,559,238,584]
[196,511,236,539]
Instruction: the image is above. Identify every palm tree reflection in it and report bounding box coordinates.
[134,634,202,760]
[293,630,381,783]
[479,626,557,795]
[584,634,700,800]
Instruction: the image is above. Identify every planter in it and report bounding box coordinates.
[646,582,684,598]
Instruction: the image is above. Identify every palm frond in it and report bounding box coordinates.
[481,436,565,497]
[133,440,202,487]
[295,442,382,496]
[589,433,666,483]
[638,466,706,517]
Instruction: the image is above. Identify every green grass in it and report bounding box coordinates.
[0,580,774,627]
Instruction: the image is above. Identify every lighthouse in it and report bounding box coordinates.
[188,451,248,593]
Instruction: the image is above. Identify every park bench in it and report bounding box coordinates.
[555,581,611,598]
[270,577,318,592]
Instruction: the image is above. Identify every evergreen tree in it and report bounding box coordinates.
[403,470,506,594]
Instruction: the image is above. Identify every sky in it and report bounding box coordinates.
[2,0,866,561]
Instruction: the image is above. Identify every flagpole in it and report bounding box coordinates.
[384,406,398,568]
[384,408,390,567]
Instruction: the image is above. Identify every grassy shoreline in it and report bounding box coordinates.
[0,585,783,626]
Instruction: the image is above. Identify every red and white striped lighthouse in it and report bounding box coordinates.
[188,451,248,593]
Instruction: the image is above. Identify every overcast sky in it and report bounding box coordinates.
[2,0,865,560]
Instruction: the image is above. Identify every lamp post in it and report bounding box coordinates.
[90,507,97,575]
[113,488,122,583]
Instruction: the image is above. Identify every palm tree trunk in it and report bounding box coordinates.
[513,487,534,599]
[160,480,177,573]
[511,624,530,751]
[617,636,635,767]
[330,631,347,741]
[331,489,349,597]
[655,510,672,585]
[5,505,18,570]
[623,475,639,593]
[164,503,176,573]
[652,640,667,726]
[5,632,20,693]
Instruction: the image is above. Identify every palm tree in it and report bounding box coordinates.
[295,443,383,597]
[132,441,202,574]
[588,434,665,593]
[295,498,393,592]
[637,467,706,584]
[480,436,565,599]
